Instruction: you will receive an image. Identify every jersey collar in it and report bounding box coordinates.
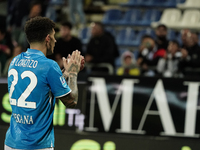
[27,48,45,57]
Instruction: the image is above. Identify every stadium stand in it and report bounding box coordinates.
[172,9,200,30]
[118,9,142,26]
[161,0,186,8]
[121,0,185,8]
[177,0,200,9]
[102,9,162,27]
[78,27,91,45]
[49,0,65,5]
[120,0,143,7]
[166,29,177,41]
[136,9,161,26]
[131,28,155,47]
[102,9,122,25]
[105,27,117,37]
[116,27,136,46]
[151,8,182,28]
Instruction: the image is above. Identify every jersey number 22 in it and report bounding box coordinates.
[8,69,37,109]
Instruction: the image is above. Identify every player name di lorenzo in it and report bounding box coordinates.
[11,58,38,68]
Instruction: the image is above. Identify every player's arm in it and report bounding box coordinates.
[59,73,78,108]
[59,50,81,108]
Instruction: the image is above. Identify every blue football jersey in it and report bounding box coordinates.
[5,48,71,149]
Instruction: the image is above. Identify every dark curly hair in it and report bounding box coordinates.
[61,21,73,30]
[24,16,55,44]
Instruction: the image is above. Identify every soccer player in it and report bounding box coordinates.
[4,16,82,150]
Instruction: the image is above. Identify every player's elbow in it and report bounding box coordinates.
[60,92,78,108]
[66,92,78,108]
[66,101,77,108]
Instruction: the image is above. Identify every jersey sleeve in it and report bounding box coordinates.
[47,61,71,98]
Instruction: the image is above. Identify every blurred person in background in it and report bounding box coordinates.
[0,25,13,74]
[68,0,86,27]
[181,28,191,49]
[7,0,30,40]
[2,45,23,76]
[117,50,140,76]
[155,24,169,50]
[85,22,115,73]
[52,21,82,69]
[178,32,200,76]
[0,0,7,32]
[157,40,181,77]
[104,29,119,64]
[19,0,44,48]
[137,35,166,76]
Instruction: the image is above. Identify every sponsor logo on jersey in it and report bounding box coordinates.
[60,76,67,88]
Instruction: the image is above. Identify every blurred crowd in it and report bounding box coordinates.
[0,0,86,77]
[135,25,200,78]
[0,0,200,79]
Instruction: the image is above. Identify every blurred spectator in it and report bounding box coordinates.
[104,30,119,63]
[0,25,14,74]
[45,0,58,22]
[19,0,43,48]
[117,51,140,76]
[157,40,181,77]
[137,35,166,76]
[7,0,30,31]
[52,21,82,69]
[7,0,47,31]
[0,0,7,30]
[68,0,86,27]
[3,45,23,76]
[178,32,200,76]
[0,0,7,16]
[181,28,191,48]
[155,24,169,50]
[7,0,32,48]
[85,22,115,73]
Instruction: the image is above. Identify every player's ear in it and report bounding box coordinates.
[45,34,50,43]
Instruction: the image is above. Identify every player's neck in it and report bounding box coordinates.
[30,43,47,56]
